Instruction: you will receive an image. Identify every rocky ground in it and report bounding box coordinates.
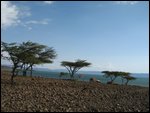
[1,71,149,112]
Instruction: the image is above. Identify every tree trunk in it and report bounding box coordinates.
[71,70,76,79]
[22,65,28,76]
[23,70,27,76]
[11,67,16,85]
[30,65,33,77]
[11,73,14,85]
[70,73,74,79]
[125,80,129,85]
[110,77,114,83]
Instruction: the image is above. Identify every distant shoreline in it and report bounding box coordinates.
[1,65,149,75]
[1,68,149,87]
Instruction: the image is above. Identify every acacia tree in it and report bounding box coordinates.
[102,71,121,84]
[28,57,41,76]
[61,60,91,79]
[19,41,44,76]
[122,73,136,85]
[102,71,112,83]
[19,41,57,76]
[118,72,129,85]
[1,41,57,84]
[102,71,136,85]
[1,42,22,84]
[19,41,38,76]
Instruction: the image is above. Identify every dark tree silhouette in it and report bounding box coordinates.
[102,71,136,85]
[122,73,136,85]
[1,42,22,84]
[61,59,91,79]
[102,71,121,84]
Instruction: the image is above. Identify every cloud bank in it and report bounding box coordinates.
[1,1,20,29]
[43,1,54,4]
[1,1,51,30]
[115,1,139,5]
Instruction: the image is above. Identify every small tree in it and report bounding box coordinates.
[118,72,129,85]
[61,59,91,79]
[1,42,22,84]
[102,71,121,84]
[19,41,57,76]
[122,74,136,85]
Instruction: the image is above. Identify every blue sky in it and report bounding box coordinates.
[1,1,149,73]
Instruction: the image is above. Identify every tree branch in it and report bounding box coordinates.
[64,66,71,76]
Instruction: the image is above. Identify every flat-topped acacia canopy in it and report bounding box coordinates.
[61,59,91,79]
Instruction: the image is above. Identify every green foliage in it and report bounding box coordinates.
[61,60,91,67]
[1,41,57,83]
[19,41,57,76]
[122,73,136,85]
[102,71,121,83]
[102,71,136,85]
[61,59,91,79]
[1,42,22,84]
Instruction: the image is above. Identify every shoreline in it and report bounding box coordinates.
[1,68,149,87]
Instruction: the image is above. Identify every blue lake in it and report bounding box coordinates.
[21,70,149,87]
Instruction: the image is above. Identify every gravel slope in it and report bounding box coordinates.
[1,71,149,112]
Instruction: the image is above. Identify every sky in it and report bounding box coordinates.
[1,1,149,73]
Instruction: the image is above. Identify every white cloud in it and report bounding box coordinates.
[19,6,31,17]
[44,1,54,4]
[1,1,20,29]
[28,27,32,30]
[115,1,139,5]
[22,19,51,30]
[26,19,50,25]
[1,1,50,30]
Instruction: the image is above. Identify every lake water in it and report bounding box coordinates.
[23,70,149,87]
